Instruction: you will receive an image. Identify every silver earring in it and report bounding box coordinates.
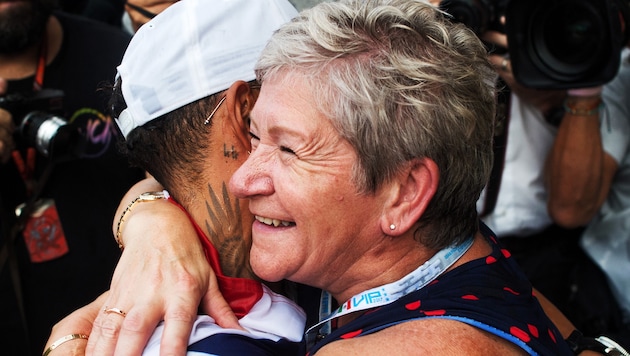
[204,96,226,125]
[390,224,396,231]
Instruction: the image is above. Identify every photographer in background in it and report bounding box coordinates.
[0,0,144,355]
[437,0,630,348]
[548,50,630,349]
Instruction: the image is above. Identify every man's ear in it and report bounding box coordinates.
[380,158,439,236]
[223,80,258,150]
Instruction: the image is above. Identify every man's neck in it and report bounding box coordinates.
[180,181,256,281]
[0,16,62,80]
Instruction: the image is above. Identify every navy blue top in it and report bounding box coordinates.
[189,333,302,355]
[307,223,573,355]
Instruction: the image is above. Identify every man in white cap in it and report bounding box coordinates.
[42,0,304,355]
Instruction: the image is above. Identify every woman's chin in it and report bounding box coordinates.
[250,253,287,283]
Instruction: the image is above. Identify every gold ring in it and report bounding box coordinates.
[43,334,89,356]
[500,58,509,72]
[103,306,127,317]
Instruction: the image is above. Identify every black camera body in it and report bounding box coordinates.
[0,89,80,159]
[506,0,626,89]
[440,0,509,37]
[441,0,629,89]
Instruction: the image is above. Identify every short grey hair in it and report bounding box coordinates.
[255,0,497,249]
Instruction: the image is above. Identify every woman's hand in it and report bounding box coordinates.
[44,292,106,355]
[85,178,240,355]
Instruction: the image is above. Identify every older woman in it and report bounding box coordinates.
[51,0,584,355]
[222,1,571,354]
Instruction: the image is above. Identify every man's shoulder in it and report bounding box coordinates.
[54,11,131,49]
[51,11,131,79]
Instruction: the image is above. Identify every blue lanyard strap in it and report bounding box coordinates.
[305,235,475,346]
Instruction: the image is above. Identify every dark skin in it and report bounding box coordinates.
[205,182,250,278]
[44,81,259,355]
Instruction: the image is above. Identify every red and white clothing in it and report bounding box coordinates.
[143,194,305,355]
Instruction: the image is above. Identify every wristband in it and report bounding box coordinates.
[115,190,168,249]
[564,96,603,117]
[42,334,89,356]
[596,336,630,356]
[566,330,606,354]
[564,102,604,117]
[565,330,630,356]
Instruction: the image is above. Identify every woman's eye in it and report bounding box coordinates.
[280,146,296,155]
[249,132,260,150]
[248,132,296,157]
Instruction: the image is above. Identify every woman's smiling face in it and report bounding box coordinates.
[229,72,389,290]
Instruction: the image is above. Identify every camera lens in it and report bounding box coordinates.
[528,1,608,81]
[19,111,69,157]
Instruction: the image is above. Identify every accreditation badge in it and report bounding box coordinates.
[19,198,69,262]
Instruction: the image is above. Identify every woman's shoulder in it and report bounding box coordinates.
[316,318,527,355]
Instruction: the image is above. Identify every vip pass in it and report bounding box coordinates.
[307,235,474,337]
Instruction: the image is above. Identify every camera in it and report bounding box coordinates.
[0,89,81,159]
[440,0,508,37]
[440,0,630,89]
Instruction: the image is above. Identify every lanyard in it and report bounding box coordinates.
[306,235,474,344]
[12,29,48,194]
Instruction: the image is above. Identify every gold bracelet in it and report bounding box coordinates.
[115,190,168,249]
[43,334,89,356]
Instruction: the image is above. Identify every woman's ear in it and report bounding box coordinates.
[223,80,259,150]
[380,158,439,236]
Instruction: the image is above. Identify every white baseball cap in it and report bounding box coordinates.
[115,0,297,138]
